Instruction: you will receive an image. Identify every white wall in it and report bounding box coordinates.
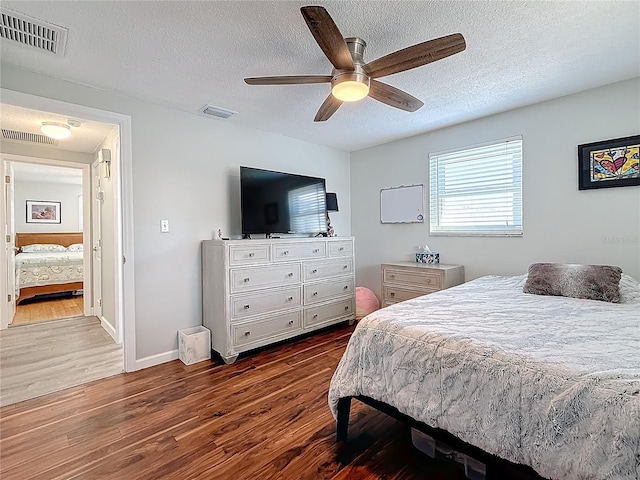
[351,78,640,299]
[0,64,351,363]
[14,180,82,233]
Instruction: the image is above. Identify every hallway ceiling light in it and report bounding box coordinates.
[40,122,71,140]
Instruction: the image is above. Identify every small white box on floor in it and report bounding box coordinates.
[178,326,211,365]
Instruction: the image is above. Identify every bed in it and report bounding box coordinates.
[15,232,84,304]
[329,269,640,480]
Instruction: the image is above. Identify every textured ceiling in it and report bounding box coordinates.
[1,1,638,152]
[1,104,116,154]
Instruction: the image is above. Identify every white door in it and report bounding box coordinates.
[4,162,16,325]
[92,160,103,319]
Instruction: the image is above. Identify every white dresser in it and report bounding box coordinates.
[381,262,464,306]
[202,237,356,364]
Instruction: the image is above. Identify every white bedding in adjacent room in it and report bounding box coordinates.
[15,250,84,289]
[328,274,640,480]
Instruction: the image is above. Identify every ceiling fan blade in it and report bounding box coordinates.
[369,80,424,112]
[314,94,343,122]
[364,33,466,79]
[301,6,354,71]
[244,75,332,85]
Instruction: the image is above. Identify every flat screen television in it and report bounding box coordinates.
[240,166,327,236]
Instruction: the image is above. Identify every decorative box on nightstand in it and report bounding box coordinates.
[381,262,464,306]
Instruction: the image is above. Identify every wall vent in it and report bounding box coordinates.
[0,9,68,57]
[199,104,237,119]
[1,129,58,146]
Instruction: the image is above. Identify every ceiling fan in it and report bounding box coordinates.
[244,6,466,122]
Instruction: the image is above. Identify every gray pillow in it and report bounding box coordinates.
[523,263,622,303]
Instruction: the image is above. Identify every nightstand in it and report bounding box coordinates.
[381,262,464,306]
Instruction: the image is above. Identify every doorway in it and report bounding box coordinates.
[10,161,87,327]
[0,89,136,386]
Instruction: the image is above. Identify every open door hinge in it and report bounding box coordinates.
[7,294,11,302]
[99,298,102,307]
[5,175,10,184]
[6,235,10,243]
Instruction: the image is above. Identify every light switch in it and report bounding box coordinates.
[160,220,169,233]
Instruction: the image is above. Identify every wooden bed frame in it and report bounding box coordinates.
[15,232,84,305]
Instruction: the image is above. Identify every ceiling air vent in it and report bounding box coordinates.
[2,129,58,146]
[0,9,68,57]
[199,104,237,119]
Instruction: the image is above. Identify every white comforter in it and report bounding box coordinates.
[15,251,84,289]
[328,275,640,480]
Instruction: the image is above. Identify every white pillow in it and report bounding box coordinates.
[21,243,66,253]
[66,243,83,252]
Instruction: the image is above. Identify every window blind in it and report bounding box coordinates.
[288,184,326,233]
[429,136,523,236]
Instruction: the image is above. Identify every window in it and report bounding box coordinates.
[429,136,523,236]
[287,184,326,233]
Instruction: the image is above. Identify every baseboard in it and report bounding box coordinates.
[134,349,179,371]
[100,317,118,343]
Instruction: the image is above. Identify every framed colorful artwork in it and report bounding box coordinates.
[26,200,61,224]
[578,135,640,190]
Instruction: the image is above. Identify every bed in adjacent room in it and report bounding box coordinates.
[15,232,84,304]
[329,266,640,480]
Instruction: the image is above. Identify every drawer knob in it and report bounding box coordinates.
[390,274,395,278]
[248,252,254,257]
[288,320,294,325]
[283,250,289,255]
[390,292,395,297]
[313,291,318,296]
[244,278,250,283]
[313,248,319,253]
[344,306,349,310]
[244,331,251,336]
[287,296,294,301]
[244,304,250,309]
[343,285,348,290]
[311,269,318,274]
[313,314,318,319]
[343,265,348,269]
[287,272,294,277]
[427,279,431,284]
[339,247,344,251]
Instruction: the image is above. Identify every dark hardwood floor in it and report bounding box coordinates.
[0,323,527,480]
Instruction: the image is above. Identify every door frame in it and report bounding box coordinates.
[0,88,137,372]
[1,155,92,319]
[91,158,103,324]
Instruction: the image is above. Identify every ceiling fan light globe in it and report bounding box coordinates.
[331,71,370,102]
[332,81,369,102]
[40,122,71,139]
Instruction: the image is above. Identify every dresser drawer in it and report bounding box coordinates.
[230,264,301,293]
[304,258,353,281]
[231,286,301,320]
[232,311,302,347]
[304,298,354,328]
[229,244,270,265]
[383,267,442,290]
[304,278,354,304]
[383,285,433,303]
[328,240,353,257]
[273,242,326,262]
